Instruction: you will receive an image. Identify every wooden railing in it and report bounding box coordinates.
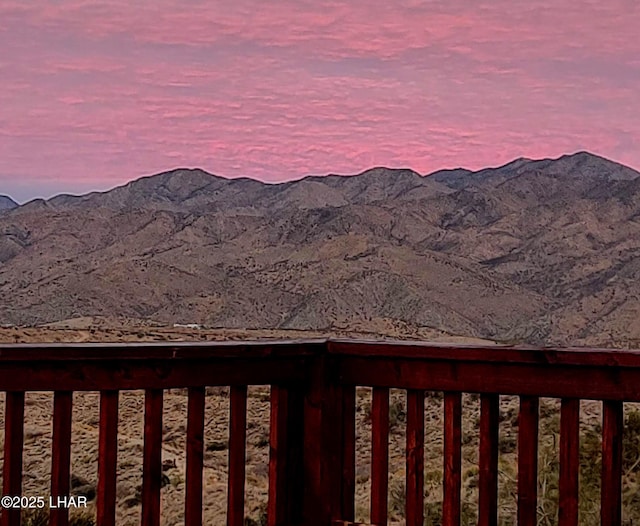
[1,338,638,526]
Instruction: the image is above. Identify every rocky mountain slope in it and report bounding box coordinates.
[1,151,639,347]
[0,195,17,212]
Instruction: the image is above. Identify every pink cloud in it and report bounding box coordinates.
[0,1,639,201]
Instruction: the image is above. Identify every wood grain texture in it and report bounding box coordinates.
[50,391,73,526]
[96,390,119,526]
[0,358,308,391]
[341,385,357,522]
[141,389,163,526]
[370,387,390,526]
[268,386,304,526]
[559,398,580,526]
[328,340,640,367]
[517,396,539,526]
[185,387,205,526]
[2,391,25,526]
[0,339,326,360]
[337,355,640,401]
[302,357,327,526]
[601,400,623,526]
[443,392,462,526]
[478,393,499,526]
[301,354,352,526]
[227,385,248,526]
[405,389,424,526]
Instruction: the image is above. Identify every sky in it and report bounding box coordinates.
[1,1,639,202]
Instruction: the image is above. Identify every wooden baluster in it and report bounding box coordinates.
[97,390,119,526]
[443,392,462,526]
[559,399,580,526]
[341,385,357,522]
[268,386,288,526]
[2,391,25,526]
[370,387,390,526]
[227,385,248,526]
[141,389,163,526]
[185,387,205,526]
[517,396,539,526]
[478,393,499,526]
[601,400,623,526]
[51,391,73,526]
[405,389,424,526]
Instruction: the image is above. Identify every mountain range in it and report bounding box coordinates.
[1,151,639,347]
[0,195,18,212]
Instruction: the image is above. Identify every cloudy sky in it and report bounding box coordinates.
[1,1,639,202]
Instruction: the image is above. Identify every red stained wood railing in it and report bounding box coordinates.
[185,386,205,526]
[601,400,623,526]
[443,392,462,526]
[517,396,539,526]
[405,389,424,526]
[1,338,638,526]
[227,385,248,526]
[478,393,499,526]
[268,385,305,526]
[50,391,73,526]
[96,390,119,526]
[370,387,389,526]
[559,398,580,526]
[2,391,25,526]
[141,389,163,526]
[340,385,357,522]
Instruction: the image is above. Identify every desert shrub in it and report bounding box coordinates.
[424,501,443,525]
[206,439,228,451]
[623,409,640,471]
[534,408,638,526]
[68,511,96,526]
[388,478,405,518]
[422,501,475,526]
[22,509,48,526]
[389,397,406,431]
[464,466,479,489]
[22,509,96,526]
[244,502,268,526]
[253,431,270,448]
[499,434,517,454]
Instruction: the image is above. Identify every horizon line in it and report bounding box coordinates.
[2,149,634,205]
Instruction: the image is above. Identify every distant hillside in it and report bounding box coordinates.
[0,195,18,212]
[1,151,639,348]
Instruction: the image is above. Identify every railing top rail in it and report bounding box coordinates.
[1,337,640,366]
[0,338,327,361]
[328,339,640,368]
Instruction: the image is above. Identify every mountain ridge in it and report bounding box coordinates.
[5,151,637,209]
[1,151,639,348]
[0,195,18,212]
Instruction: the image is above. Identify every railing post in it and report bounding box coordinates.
[268,385,305,526]
[301,342,353,526]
